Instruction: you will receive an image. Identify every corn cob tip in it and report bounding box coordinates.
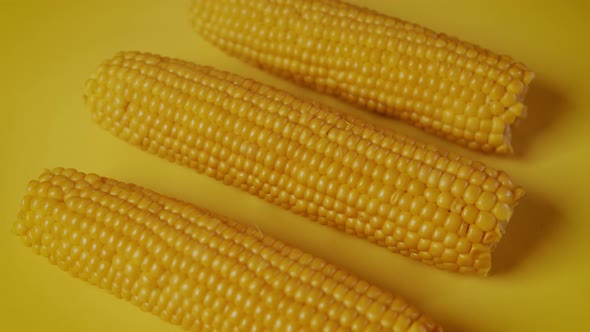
[497,126,514,155]
[523,70,535,85]
[513,187,526,202]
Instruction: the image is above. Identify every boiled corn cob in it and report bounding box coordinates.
[189,0,534,154]
[84,51,524,275]
[14,168,442,331]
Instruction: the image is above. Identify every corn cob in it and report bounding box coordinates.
[14,168,442,331]
[189,0,534,154]
[84,51,524,275]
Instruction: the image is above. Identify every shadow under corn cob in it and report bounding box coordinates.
[14,168,442,331]
[84,51,524,275]
[189,0,533,154]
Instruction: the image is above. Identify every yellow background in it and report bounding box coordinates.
[1,1,589,331]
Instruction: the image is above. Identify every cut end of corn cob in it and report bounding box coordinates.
[189,0,534,154]
[84,51,524,275]
[14,167,443,331]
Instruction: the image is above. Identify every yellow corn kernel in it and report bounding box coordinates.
[84,51,525,275]
[13,168,442,332]
[189,0,533,154]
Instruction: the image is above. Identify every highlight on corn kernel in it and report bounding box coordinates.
[189,0,534,154]
[14,167,443,332]
[84,51,525,276]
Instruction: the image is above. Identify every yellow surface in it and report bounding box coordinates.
[1,1,589,331]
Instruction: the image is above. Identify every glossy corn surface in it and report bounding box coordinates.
[14,168,442,331]
[190,0,534,154]
[84,51,524,275]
